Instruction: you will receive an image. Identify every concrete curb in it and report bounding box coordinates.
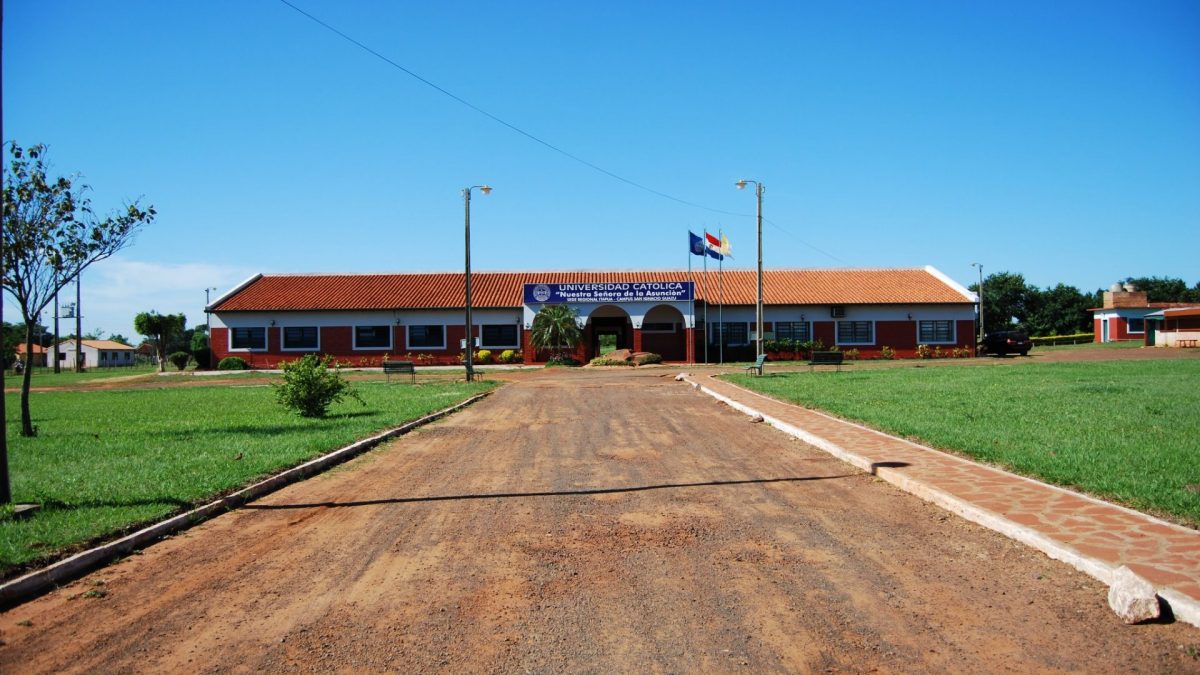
[682,374,1200,629]
[0,392,491,610]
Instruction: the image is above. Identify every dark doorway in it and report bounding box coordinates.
[590,316,631,359]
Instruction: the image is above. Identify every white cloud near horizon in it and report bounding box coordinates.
[4,256,260,340]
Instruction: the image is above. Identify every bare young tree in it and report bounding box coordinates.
[2,142,155,437]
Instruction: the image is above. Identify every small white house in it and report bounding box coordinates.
[55,340,137,369]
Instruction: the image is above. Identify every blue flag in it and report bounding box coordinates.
[689,231,705,256]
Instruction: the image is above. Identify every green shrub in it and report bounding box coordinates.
[192,347,213,370]
[546,354,579,367]
[799,339,825,355]
[843,348,860,361]
[474,349,493,364]
[273,354,364,418]
[633,352,663,365]
[879,345,896,360]
[499,349,519,363]
[590,357,634,367]
[217,356,249,370]
[168,351,191,371]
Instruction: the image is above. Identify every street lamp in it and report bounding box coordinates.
[463,184,492,382]
[971,263,984,354]
[205,287,218,368]
[736,179,765,359]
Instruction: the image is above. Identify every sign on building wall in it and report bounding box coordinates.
[523,282,693,304]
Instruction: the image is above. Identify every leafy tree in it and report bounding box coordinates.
[134,312,186,373]
[2,142,154,439]
[189,326,209,352]
[530,304,582,359]
[273,354,363,418]
[1123,276,1200,304]
[106,333,132,346]
[970,272,1032,335]
[1025,284,1093,336]
[190,326,212,369]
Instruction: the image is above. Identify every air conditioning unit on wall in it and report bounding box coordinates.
[830,305,846,318]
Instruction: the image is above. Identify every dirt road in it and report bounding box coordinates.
[2,369,1197,672]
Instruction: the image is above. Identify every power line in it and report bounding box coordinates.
[275,1,849,264]
[276,0,747,217]
[763,218,851,265]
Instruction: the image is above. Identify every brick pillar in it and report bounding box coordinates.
[522,328,535,364]
[633,328,643,353]
[686,326,695,364]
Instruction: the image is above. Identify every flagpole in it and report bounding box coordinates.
[702,237,709,365]
[688,231,695,365]
[718,228,724,365]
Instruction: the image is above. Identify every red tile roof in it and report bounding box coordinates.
[212,268,974,312]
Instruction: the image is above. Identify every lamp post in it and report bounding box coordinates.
[736,179,765,359]
[205,287,218,368]
[463,184,492,382]
[971,262,984,354]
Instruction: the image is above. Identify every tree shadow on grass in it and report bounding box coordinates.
[25,497,193,512]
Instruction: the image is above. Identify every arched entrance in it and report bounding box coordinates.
[640,304,687,362]
[586,305,632,360]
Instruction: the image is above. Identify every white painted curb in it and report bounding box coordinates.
[682,373,1200,629]
[0,392,491,609]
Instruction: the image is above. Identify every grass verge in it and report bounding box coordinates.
[726,360,1200,527]
[1,379,495,573]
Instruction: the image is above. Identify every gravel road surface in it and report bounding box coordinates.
[2,369,1197,673]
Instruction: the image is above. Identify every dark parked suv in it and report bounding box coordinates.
[979,331,1032,356]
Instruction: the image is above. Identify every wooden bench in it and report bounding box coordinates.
[382,360,416,383]
[1179,338,1198,348]
[809,350,845,372]
[744,354,767,376]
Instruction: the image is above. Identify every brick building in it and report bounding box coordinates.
[1090,284,1193,344]
[208,266,978,367]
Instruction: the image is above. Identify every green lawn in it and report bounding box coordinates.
[726,360,1200,527]
[1,379,495,572]
[1034,340,1142,352]
[4,364,163,387]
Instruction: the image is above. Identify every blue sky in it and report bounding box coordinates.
[4,1,1198,340]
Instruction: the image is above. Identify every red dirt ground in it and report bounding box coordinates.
[2,368,1198,672]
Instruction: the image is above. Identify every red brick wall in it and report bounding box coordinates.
[641,331,686,361]
[213,324,472,368]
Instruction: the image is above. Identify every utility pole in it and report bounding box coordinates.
[972,263,985,354]
[205,287,217,369]
[75,270,83,371]
[462,185,491,382]
[53,271,61,373]
[736,179,766,358]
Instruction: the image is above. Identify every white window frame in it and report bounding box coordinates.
[229,326,268,352]
[1126,318,1145,334]
[836,320,875,346]
[480,324,520,349]
[282,326,321,351]
[405,324,446,351]
[352,325,393,351]
[640,322,677,334]
[916,320,956,345]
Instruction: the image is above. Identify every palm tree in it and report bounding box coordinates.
[530,304,582,360]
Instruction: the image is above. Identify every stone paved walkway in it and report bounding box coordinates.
[686,372,1200,628]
